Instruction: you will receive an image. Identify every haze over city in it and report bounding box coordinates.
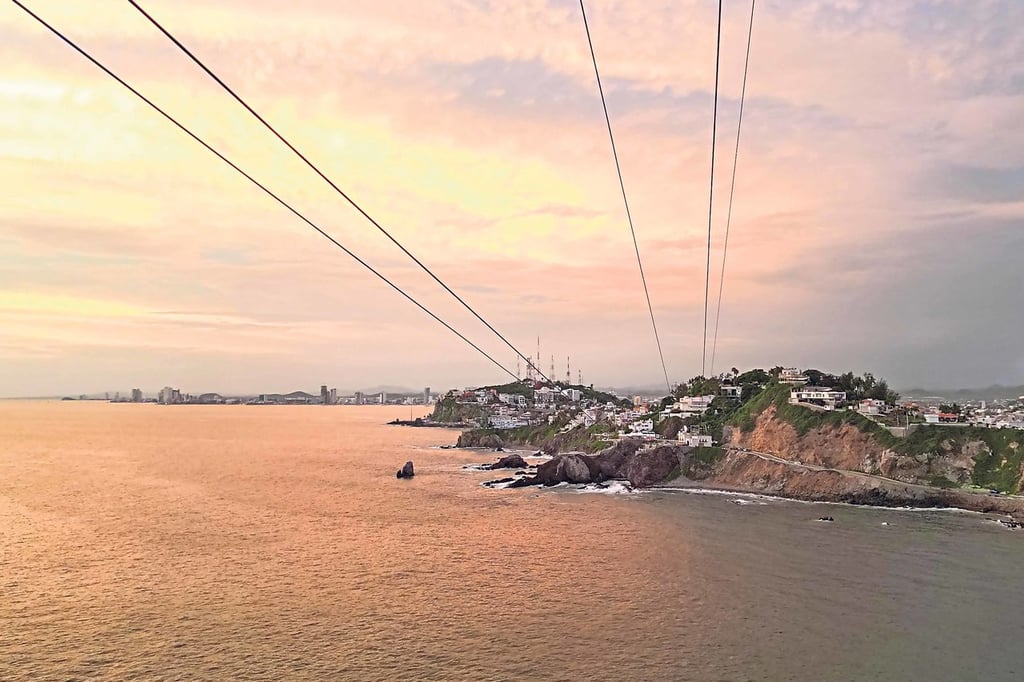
[2,0,1022,397]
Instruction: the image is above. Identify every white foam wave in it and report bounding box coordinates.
[576,481,640,496]
[462,463,492,472]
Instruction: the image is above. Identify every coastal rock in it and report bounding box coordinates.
[621,444,684,487]
[487,453,528,470]
[456,432,505,449]
[507,443,685,488]
[559,454,597,484]
[396,461,415,478]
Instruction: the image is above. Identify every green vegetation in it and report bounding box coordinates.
[656,416,684,440]
[802,369,900,405]
[728,382,786,433]
[692,446,725,466]
[928,474,958,489]
[479,381,534,399]
[431,394,489,423]
[494,419,614,454]
[726,382,898,445]
[679,446,726,478]
[894,428,1023,493]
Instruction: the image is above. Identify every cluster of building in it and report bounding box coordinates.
[248,386,434,406]
[907,398,1024,430]
[450,381,719,447]
[135,386,436,406]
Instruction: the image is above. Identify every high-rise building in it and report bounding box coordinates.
[379,392,386,404]
[423,387,431,405]
[329,388,337,405]
[131,388,142,403]
[320,385,329,405]
[355,391,363,405]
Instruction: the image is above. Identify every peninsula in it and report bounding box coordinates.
[434,368,1024,515]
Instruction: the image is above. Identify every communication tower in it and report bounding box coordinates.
[536,336,541,381]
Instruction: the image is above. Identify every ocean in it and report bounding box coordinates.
[2,401,1022,680]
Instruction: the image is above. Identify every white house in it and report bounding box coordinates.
[857,399,889,416]
[789,387,847,411]
[678,433,713,447]
[562,388,582,402]
[489,415,528,429]
[780,368,809,385]
[498,393,527,407]
[534,386,556,404]
[720,385,742,398]
[676,395,715,415]
[622,419,657,439]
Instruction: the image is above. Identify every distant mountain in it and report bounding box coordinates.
[899,385,1024,401]
[597,385,667,397]
[263,390,317,400]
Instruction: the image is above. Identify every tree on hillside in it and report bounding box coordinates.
[736,369,770,385]
[740,383,763,403]
[804,369,838,387]
[687,376,721,397]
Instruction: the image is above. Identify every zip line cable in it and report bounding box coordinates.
[10,0,519,382]
[710,0,755,377]
[125,0,551,385]
[578,0,672,394]
[701,0,724,378]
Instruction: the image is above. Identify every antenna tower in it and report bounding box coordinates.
[536,336,541,382]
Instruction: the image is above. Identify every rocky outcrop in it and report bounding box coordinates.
[396,461,414,479]
[456,431,504,449]
[487,453,528,470]
[509,440,690,488]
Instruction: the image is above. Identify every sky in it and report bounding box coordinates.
[1,0,1022,397]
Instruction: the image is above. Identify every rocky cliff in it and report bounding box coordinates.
[502,437,1024,516]
[725,387,1024,494]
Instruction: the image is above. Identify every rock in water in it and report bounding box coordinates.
[396,461,415,478]
[487,453,528,470]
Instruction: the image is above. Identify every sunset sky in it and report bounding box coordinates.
[2,0,1022,396]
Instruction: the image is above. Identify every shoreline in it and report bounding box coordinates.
[455,441,1024,519]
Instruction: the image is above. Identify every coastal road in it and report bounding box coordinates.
[729,447,947,495]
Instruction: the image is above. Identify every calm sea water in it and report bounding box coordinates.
[1,401,1022,681]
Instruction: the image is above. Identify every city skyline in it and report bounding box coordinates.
[2,0,1023,396]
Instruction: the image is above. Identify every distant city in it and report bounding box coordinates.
[63,386,435,406]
